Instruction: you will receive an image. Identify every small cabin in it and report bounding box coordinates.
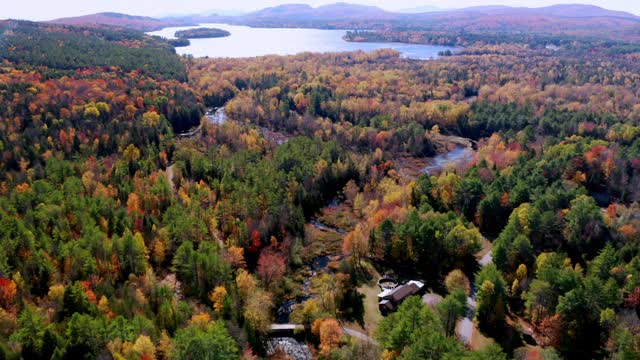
[378,280,425,315]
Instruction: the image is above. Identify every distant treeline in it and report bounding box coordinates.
[175,27,231,39]
[0,20,188,81]
[344,29,640,48]
[168,38,191,47]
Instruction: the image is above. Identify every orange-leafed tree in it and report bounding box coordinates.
[227,246,246,269]
[343,224,369,271]
[0,278,17,309]
[209,286,228,315]
[312,318,343,356]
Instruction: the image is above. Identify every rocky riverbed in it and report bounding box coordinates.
[266,338,313,360]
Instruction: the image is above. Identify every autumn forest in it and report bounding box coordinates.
[1,3,640,359]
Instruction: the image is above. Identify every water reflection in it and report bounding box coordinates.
[148,23,456,59]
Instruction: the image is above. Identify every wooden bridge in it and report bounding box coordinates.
[269,323,305,337]
[268,323,377,344]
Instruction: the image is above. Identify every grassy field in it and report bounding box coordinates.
[470,327,496,351]
[343,262,384,336]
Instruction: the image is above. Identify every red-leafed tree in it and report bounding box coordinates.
[247,229,262,253]
[81,280,97,304]
[538,314,563,348]
[625,287,640,317]
[256,251,286,287]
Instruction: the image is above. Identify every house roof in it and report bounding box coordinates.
[389,283,421,302]
[377,289,393,299]
[378,280,425,304]
[379,299,394,311]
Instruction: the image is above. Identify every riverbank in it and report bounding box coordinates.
[396,135,476,179]
[271,132,480,331]
[173,100,495,354]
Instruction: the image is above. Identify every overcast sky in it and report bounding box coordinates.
[5,0,640,20]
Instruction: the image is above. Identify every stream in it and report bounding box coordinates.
[274,140,478,325]
[175,106,481,355]
[176,106,227,138]
[205,107,227,125]
[205,107,291,145]
[422,145,475,175]
[271,221,346,360]
[275,239,347,324]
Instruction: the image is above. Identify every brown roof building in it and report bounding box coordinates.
[377,280,425,315]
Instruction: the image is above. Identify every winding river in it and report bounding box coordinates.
[175,105,479,358]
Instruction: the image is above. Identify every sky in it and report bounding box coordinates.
[4,0,640,21]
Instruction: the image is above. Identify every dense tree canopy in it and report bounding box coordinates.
[0,14,639,360]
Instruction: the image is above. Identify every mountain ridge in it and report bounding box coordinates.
[39,3,640,39]
[48,12,193,31]
[235,3,640,20]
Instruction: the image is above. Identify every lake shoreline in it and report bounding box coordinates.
[148,23,456,59]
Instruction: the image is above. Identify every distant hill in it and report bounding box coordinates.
[313,3,391,18]
[182,2,639,24]
[247,2,392,20]
[414,4,640,36]
[49,12,193,32]
[453,4,639,19]
[181,2,640,42]
[55,3,638,41]
[250,4,314,17]
[199,9,246,17]
[175,2,397,28]
[528,4,639,19]
[455,5,513,13]
[397,5,444,14]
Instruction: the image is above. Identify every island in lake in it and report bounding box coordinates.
[175,27,231,39]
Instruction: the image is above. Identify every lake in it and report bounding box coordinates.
[148,23,455,59]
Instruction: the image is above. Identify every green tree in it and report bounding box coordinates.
[437,289,467,337]
[10,305,46,359]
[377,296,463,358]
[60,313,107,359]
[172,321,239,360]
[474,263,507,332]
[445,269,471,295]
[462,344,507,360]
[492,203,536,274]
[609,328,640,360]
[588,242,617,280]
[455,173,484,220]
[117,230,148,277]
[444,224,483,259]
[534,252,581,296]
[61,282,93,318]
[564,195,605,256]
[477,191,509,235]
[172,241,231,299]
[524,280,556,323]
